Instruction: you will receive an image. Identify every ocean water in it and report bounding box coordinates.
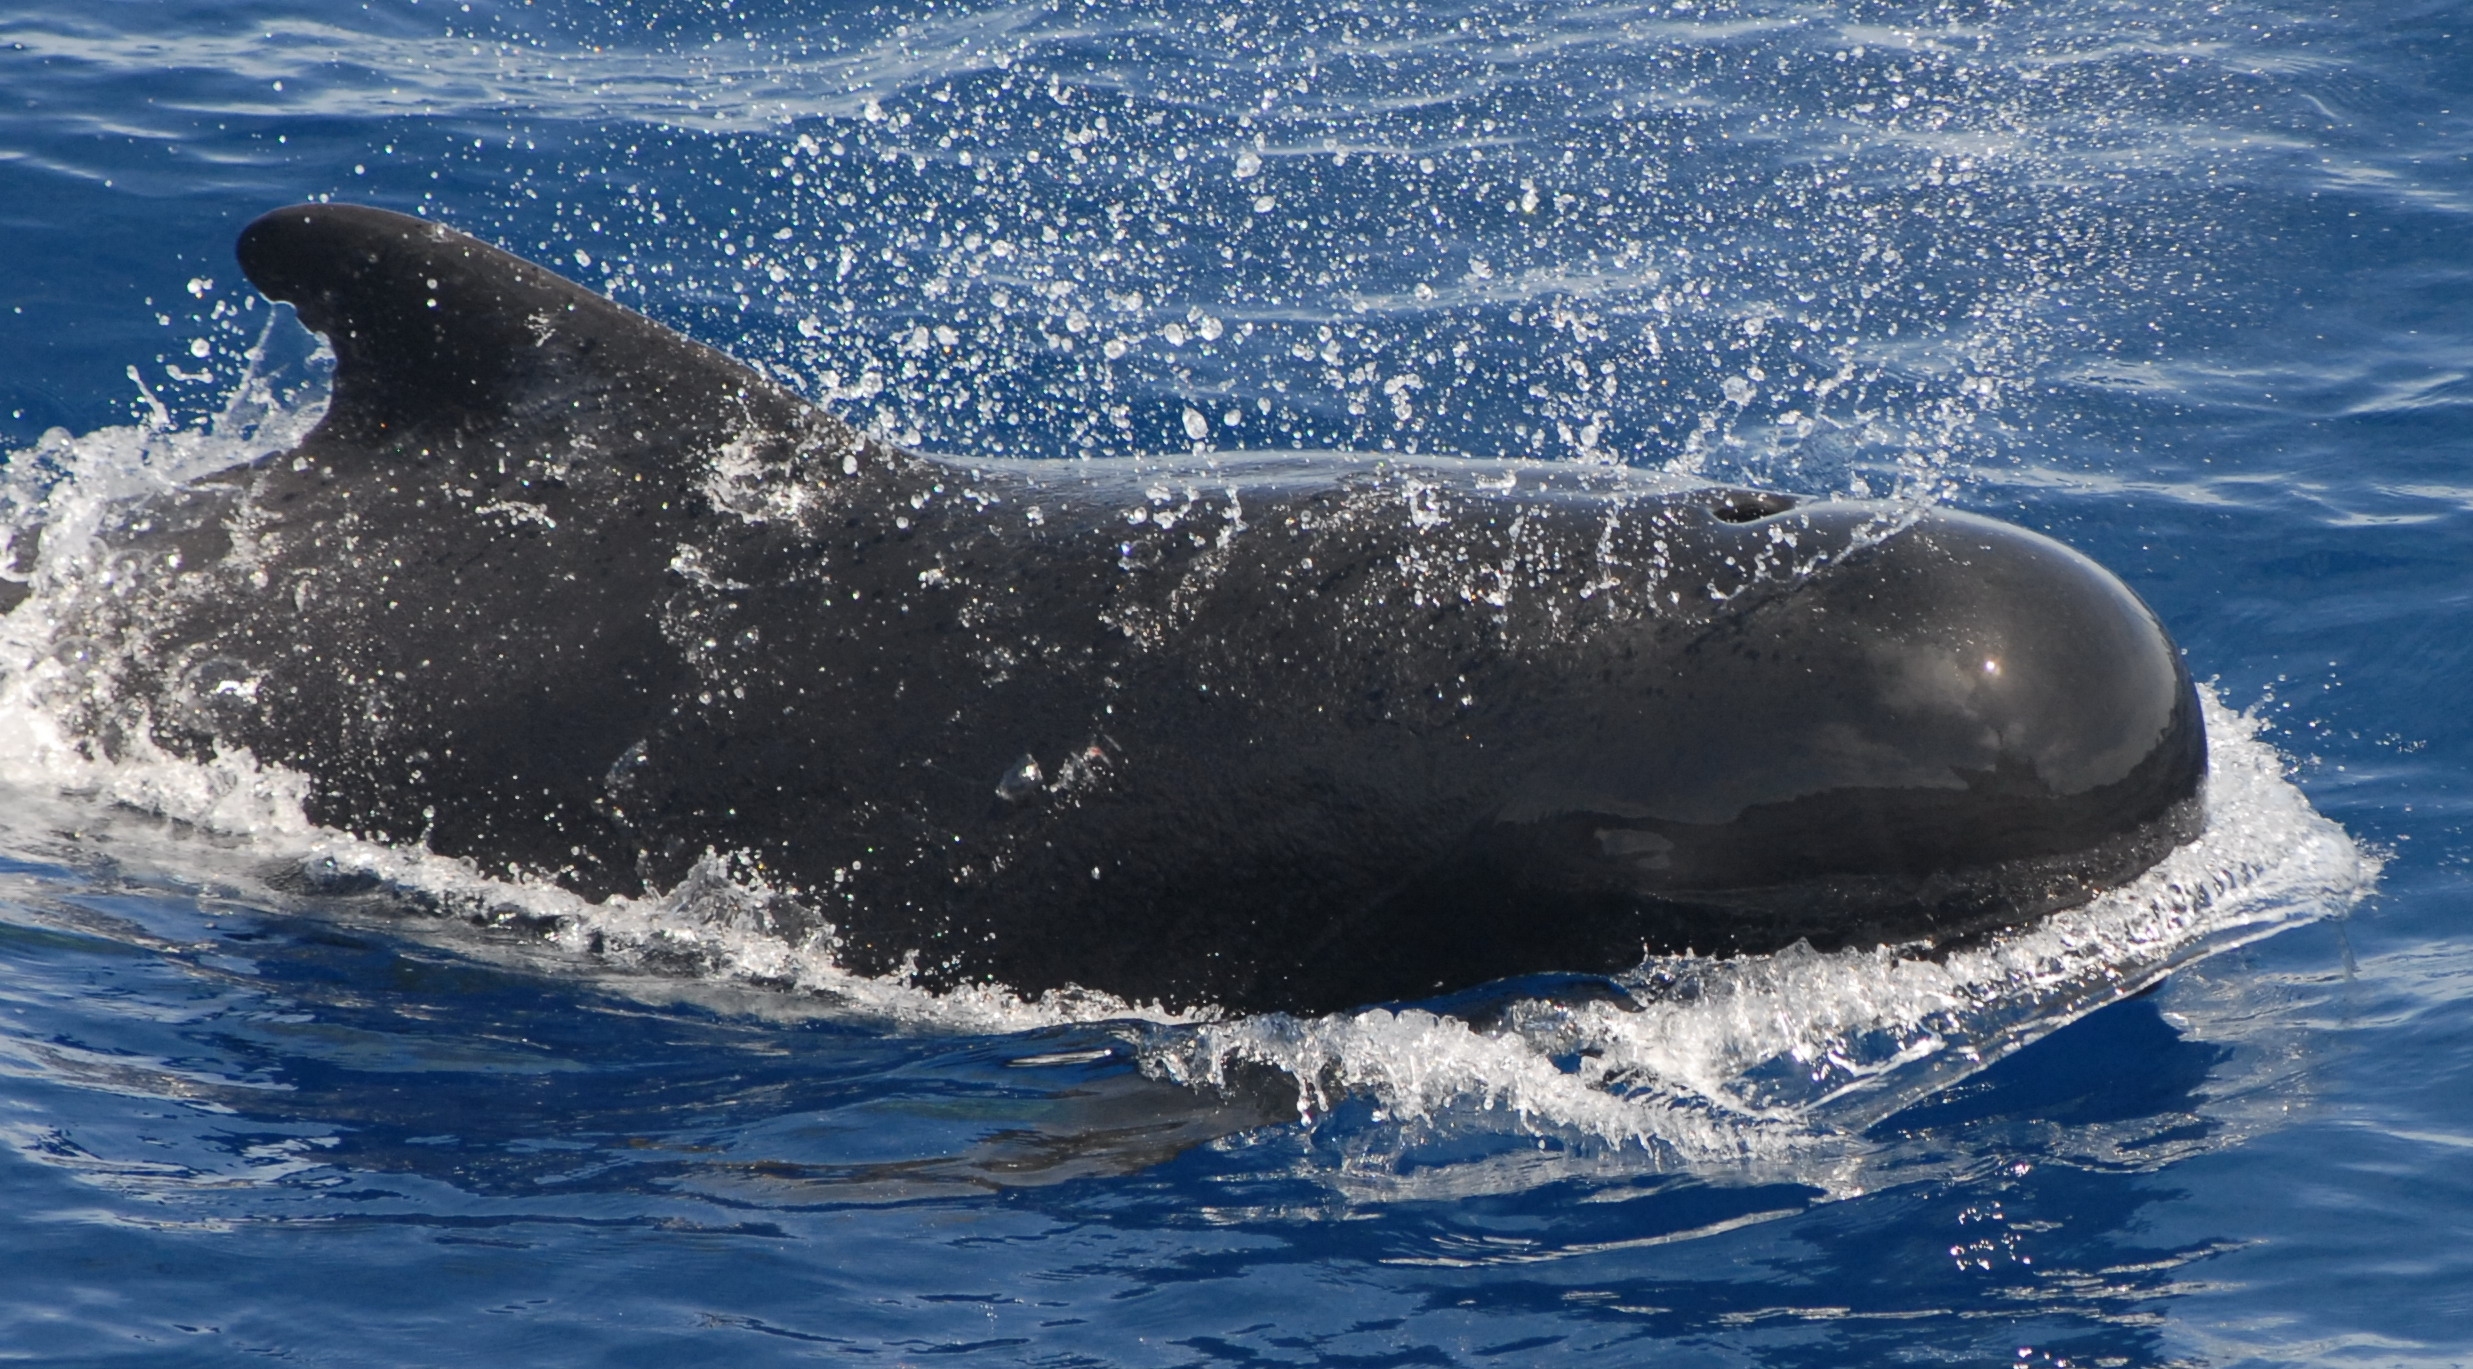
[0,0,2464,1363]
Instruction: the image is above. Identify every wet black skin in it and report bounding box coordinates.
[48,205,2205,1014]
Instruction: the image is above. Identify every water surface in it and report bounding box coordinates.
[0,0,2464,1363]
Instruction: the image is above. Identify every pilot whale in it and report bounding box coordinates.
[23,204,2204,1014]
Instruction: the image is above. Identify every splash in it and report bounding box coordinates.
[30,0,2349,502]
[0,315,330,838]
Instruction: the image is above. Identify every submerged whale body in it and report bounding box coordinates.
[33,204,2205,1014]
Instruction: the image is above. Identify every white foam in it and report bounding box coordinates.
[0,319,329,840]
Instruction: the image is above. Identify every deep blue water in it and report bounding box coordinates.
[1,0,2467,1364]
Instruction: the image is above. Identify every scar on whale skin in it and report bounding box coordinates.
[25,204,2205,1015]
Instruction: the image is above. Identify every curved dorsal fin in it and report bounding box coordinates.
[236,203,830,471]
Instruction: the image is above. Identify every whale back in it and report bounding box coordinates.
[91,206,879,888]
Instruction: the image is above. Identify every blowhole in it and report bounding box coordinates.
[1708,490,1799,523]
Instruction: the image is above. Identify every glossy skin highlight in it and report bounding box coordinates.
[40,205,2204,1014]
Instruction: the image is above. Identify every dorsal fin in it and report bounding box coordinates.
[236,203,832,471]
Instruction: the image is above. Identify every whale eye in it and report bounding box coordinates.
[1708,490,1798,523]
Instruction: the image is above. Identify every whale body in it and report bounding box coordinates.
[28,204,2205,1014]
